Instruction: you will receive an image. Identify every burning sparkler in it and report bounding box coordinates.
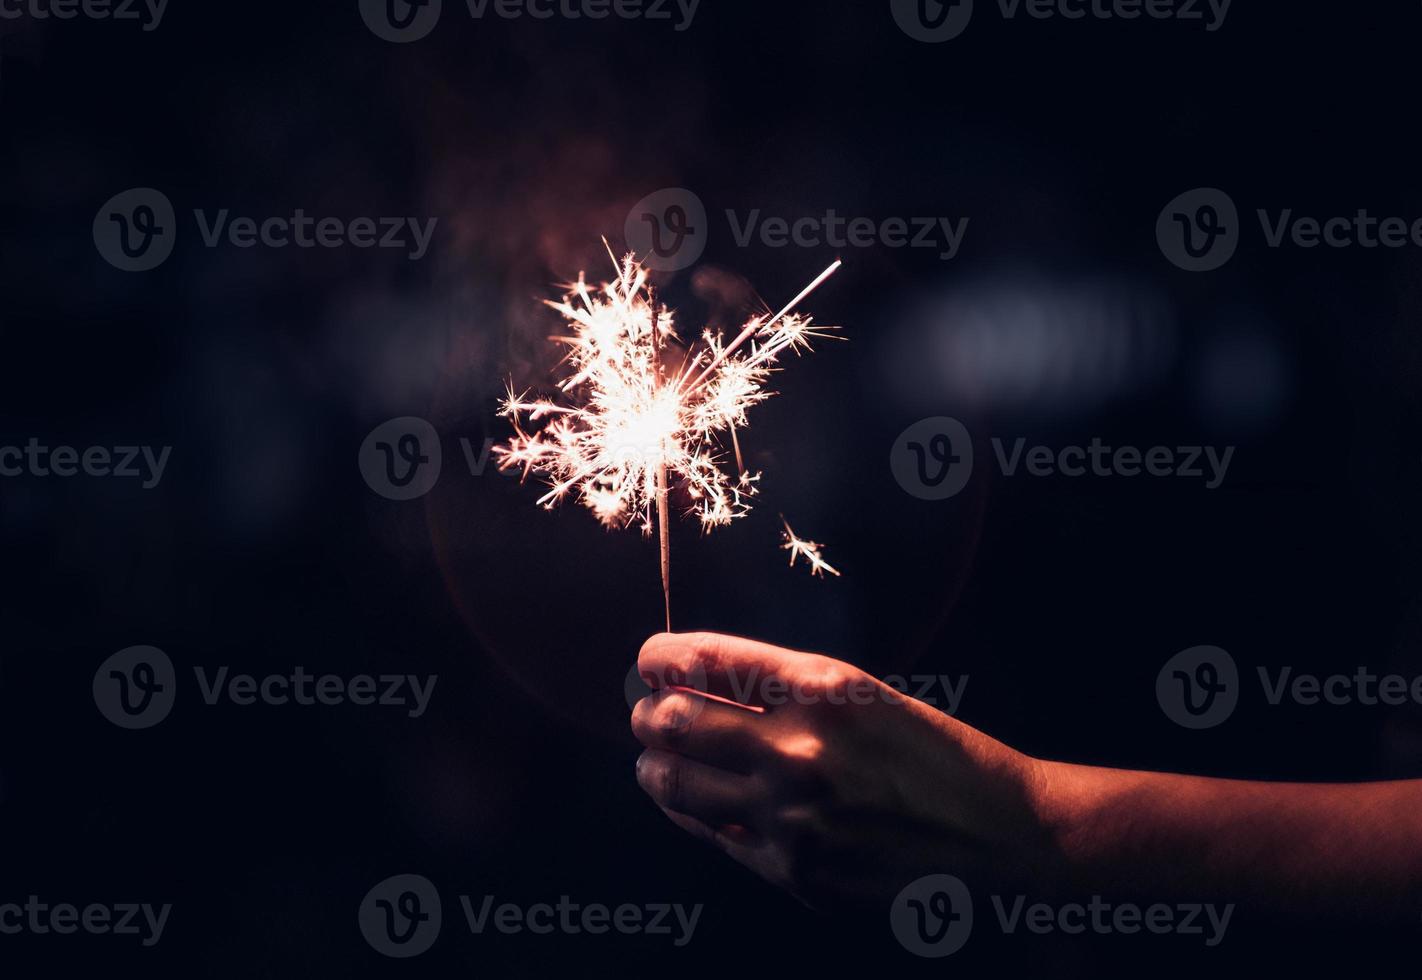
[496,244,841,629]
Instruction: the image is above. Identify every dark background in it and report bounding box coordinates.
[2,0,1421,974]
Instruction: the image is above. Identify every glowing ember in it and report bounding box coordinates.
[496,244,841,625]
[780,516,841,579]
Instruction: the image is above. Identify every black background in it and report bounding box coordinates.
[2,0,1421,974]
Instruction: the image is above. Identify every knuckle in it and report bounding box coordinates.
[652,691,699,738]
[806,660,865,701]
[631,696,665,741]
[773,740,821,776]
[689,632,729,679]
[773,806,831,886]
[777,657,865,711]
[640,633,719,691]
[768,733,828,780]
[772,745,848,808]
[818,661,859,690]
[657,756,686,811]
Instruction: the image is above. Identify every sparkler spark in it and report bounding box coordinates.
[780,516,841,579]
[496,246,842,626]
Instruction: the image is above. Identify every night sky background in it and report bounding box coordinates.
[2,0,1421,974]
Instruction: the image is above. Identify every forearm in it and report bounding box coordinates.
[1034,761,1422,919]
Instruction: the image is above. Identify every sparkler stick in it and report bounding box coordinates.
[681,259,843,396]
[657,463,671,631]
[496,248,842,626]
[652,306,672,633]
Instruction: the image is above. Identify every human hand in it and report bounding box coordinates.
[631,632,1059,909]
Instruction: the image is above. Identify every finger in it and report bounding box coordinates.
[631,688,779,773]
[657,807,781,880]
[636,749,765,827]
[638,632,811,707]
[658,809,826,909]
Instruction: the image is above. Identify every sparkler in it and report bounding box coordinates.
[496,244,842,629]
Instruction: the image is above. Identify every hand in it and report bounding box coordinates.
[631,632,1059,910]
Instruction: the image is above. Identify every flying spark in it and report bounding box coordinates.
[780,516,841,579]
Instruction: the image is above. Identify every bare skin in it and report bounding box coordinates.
[631,631,1422,917]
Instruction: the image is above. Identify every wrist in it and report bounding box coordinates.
[1022,755,1093,895]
